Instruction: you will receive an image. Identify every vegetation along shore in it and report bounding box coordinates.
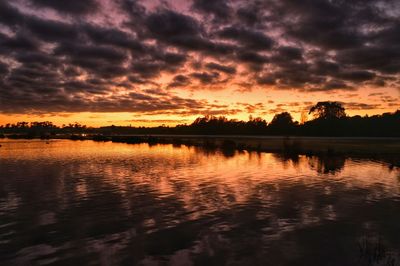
[1,102,399,157]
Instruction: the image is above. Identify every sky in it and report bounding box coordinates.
[0,0,399,127]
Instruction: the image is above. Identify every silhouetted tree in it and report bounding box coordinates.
[270,112,295,126]
[189,115,267,135]
[268,112,297,135]
[0,108,399,137]
[309,101,346,120]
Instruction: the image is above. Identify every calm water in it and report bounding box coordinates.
[0,139,399,265]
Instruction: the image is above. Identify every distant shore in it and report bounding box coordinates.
[2,134,400,157]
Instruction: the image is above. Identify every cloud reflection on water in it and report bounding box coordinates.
[0,140,399,265]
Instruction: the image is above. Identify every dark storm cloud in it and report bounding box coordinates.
[0,0,399,115]
[30,0,99,15]
[145,9,201,43]
[0,33,39,53]
[323,80,354,91]
[218,26,274,50]
[0,62,9,77]
[63,80,108,94]
[127,75,148,85]
[337,47,400,74]
[275,46,303,61]
[51,42,129,78]
[144,9,237,55]
[256,75,276,86]
[190,72,220,85]
[237,51,269,64]
[338,71,376,82]
[27,17,79,43]
[0,91,223,114]
[130,62,166,78]
[231,0,400,90]
[130,52,187,79]
[0,2,80,45]
[270,0,364,50]
[119,0,147,26]
[0,1,24,27]
[155,52,188,65]
[83,24,145,52]
[54,43,127,63]
[236,1,265,27]
[91,65,129,79]
[205,62,236,74]
[168,75,191,88]
[192,0,232,20]
[310,60,340,76]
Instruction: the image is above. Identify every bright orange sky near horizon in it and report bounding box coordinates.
[0,0,399,127]
[1,86,397,127]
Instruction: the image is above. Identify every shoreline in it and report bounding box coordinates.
[2,134,400,157]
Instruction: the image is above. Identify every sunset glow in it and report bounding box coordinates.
[0,0,399,126]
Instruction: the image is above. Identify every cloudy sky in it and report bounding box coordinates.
[0,0,399,126]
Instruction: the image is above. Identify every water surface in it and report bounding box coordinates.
[1,139,399,265]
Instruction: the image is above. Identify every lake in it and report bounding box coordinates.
[1,139,399,265]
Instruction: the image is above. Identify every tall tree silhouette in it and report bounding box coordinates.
[270,112,295,126]
[1,108,399,137]
[309,102,346,120]
[268,112,297,134]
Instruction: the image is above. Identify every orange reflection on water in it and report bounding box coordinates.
[2,139,399,216]
[1,139,400,265]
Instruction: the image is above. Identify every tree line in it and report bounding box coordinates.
[1,102,399,137]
